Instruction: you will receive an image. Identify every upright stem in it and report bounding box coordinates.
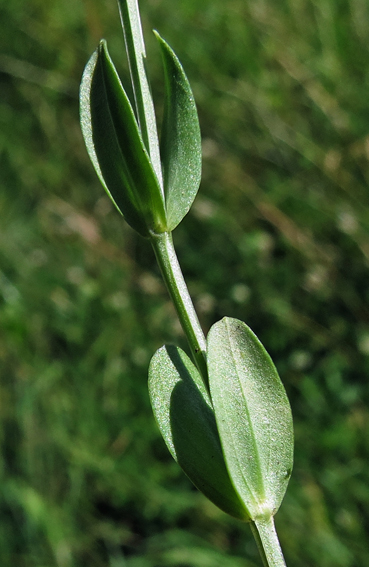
[117,0,164,190]
[150,231,208,388]
[250,518,287,567]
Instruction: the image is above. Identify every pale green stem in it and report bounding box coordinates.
[150,231,208,388]
[250,518,287,567]
[117,0,163,190]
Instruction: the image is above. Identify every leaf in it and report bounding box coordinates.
[207,318,294,521]
[148,344,250,521]
[80,40,167,237]
[155,32,202,231]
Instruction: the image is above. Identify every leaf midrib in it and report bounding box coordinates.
[224,318,266,508]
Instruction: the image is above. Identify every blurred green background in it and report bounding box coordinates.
[1,0,369,565]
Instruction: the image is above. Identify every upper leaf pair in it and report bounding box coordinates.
[80,32,201,237]
[148,317,294,523]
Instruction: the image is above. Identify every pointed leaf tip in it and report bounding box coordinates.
[80,40,167,237]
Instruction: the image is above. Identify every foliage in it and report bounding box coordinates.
[1,0,369,565]
[81,6,293,563]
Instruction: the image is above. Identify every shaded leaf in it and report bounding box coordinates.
[148,344,249,520]
[207,318,294,520]
[80,40,167,237]
[156,32,202,231]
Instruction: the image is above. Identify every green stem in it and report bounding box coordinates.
[250,518,287,567]
[150,231,208,388]
[117,0,163,190]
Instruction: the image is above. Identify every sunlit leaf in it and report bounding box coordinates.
[207,318,294,520]
[155,32,202,231]
[80,40,167,237]
[148,344,250,520]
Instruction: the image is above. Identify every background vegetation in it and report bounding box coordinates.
[1,0,369,565]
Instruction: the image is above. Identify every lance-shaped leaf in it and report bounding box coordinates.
[155,32,202,231]
[148,344,250,521]
[207,318,294,521]
[80,40,167,237]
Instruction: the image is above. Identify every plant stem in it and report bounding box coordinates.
[117,0,163,190]
[150,231,208,388]
[250,518,287,567]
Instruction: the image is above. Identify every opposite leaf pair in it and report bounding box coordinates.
[80,32,201,237]
[80,3,294,562]
[149,317,294,524]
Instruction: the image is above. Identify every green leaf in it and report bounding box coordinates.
[207,318,294,521]
[155,32,202,231]
[148,344,250,521]
[80,40,167,237]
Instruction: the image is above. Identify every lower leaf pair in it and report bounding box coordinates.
[148,317,293,524]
